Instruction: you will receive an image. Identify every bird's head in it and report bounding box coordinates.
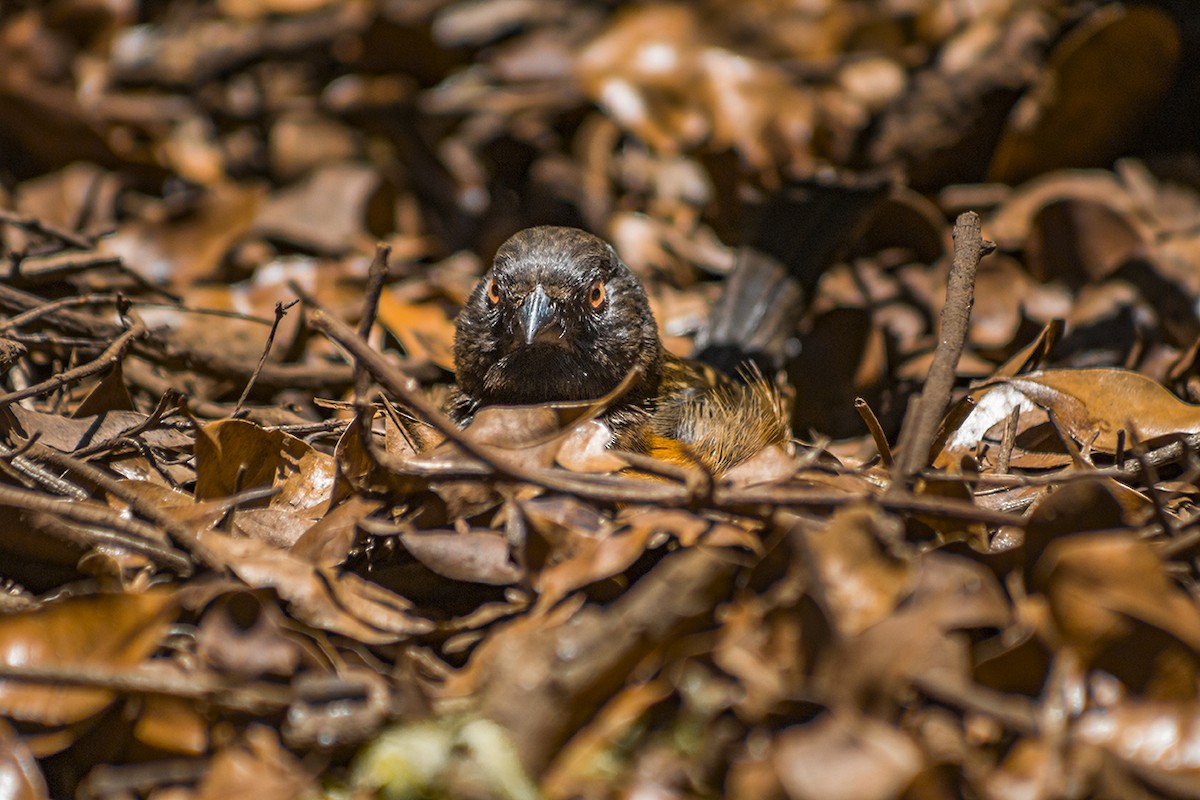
[453,226,662,408]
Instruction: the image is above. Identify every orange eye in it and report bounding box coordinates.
[588,280,606,309]
[486,278,502,305]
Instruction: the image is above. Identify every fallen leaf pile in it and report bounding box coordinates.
[3,1,1200,798]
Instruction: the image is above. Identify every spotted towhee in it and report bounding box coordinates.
[450,226,789,472]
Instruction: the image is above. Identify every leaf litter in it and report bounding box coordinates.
[3,1,1200,798]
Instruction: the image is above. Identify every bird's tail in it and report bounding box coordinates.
[692,175,889,377]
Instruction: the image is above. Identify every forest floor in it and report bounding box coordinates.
[4,1,1200,798]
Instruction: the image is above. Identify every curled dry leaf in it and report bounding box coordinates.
[1025,197,1145,284]
[798,505,912,637]
[291,495,381,568]
[283,668,391,749]
[399,528,521,586]
[200,530,434,644]
[938,368,1200,466]
[194,418,335,512]
[1033,532,1200,663]
[555,418,627,472]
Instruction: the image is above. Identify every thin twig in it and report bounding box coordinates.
[995,406,1020,474]
[0,282,354,391]
[855,396,893,466]
[0,435,90,500]
[0,208,95,250]
[0,662,294,714]
[11,252,122,282]
[0,320,146,407]
[355,243,392,403]
[72,390,186,459]
[0,483,192,573]
[893,211,991,483]
[1128,424,1175,538]
[0,292,122,334]
[912,674,1039,735]
[233,299,300,415]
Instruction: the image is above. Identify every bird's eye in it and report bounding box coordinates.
[588,279,606,309]
[486,278,502,306]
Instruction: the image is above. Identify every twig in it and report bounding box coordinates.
[855,396,893,466]
[11,252,123,281]
[0,435,90,500]
[912,674,1039,735]
[995,406,1020,474]
[0,662,294,714]
[0,208,95,250]
[0,483,193,574]
[72,389,186,458]
[234,299,300,415]
[0,292,122,334]
[355,243,392,403]
[893,211,991,483]
[1128,424,1175,538]
[26,442,278,565]
[0,320,146,407]
[0,282,354,391]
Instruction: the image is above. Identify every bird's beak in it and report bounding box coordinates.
[518,284,556,345]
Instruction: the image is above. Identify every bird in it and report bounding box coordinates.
[449,225,790,473]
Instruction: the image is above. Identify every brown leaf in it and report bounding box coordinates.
[132,693,210,755]
[0,591,176,726]
[1076,699,1200,796]
[1035,532,1200,661]
[72,360,135,417]
[196,591,301,680]
[233,507,315,548]
[376,292,457,371]
[101,181,264,288]
[201,530,433,644]
[4,405,191,452]
[554,419,627,473]
[1025,198,1145,284]
[939,368,1200,464]
[292,495,380,567]
[772,715,923,800]
[989,5,1179,184]
[251,162,389,254]
[0,718,49,800]
[713,594,807,723]
[196,725,317,800]
[398,529,521,586]
[798,505,912,637]
[194,418,335,512]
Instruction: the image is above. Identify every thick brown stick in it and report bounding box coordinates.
[893,211,991,482]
